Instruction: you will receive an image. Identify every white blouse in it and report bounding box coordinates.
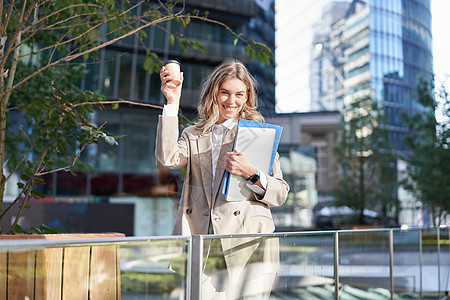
[163,104,267,196]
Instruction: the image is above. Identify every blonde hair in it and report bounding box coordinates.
[195,59,264,133]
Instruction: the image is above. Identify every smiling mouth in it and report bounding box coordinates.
[223,105,237,112]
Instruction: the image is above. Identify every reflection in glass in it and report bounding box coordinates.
[393,228,421,297]
[102,50,117,97]
[120,239,188,298]
[439,227,449,297]
[134,54,147,100]
[118,55,132,98]
[339,230,390,295]
[274,233,336,299]
[96,123,120,171]
[149,71,162,102]
[201,235,281,299]
[123,123,154,173]
[0,236,190,299]
[422,228,442,295]
[276,0,432,153]
[152,27,165,50]
[90,172,119,196]
[85,59,100,93]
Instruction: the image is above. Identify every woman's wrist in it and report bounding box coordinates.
[245,166,258,180]
[166,98,180,105]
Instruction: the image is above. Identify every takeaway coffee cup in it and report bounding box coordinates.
[163,59,181,86]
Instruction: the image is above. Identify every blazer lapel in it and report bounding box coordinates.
[197,132,213,208]
[212,124,237,204]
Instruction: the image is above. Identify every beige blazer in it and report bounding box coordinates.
[156,115,289,298]
[155,115,289,237]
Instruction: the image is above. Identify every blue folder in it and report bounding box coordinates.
[222,119,283,201]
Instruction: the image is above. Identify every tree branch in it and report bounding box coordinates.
[6,121,59,233]
[0,12,172,99]
[0,180,30,221]
[0,0,38,76]
[37,121,107,176]
[4,132,44,185]
[1,0,15,37]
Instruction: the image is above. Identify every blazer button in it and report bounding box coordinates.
[233,210,240,216]
[186,208,192,214]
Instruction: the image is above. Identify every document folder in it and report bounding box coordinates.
[222,119,283,201]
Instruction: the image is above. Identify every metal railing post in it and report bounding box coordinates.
[437,227,441,298]
[419,229,423,300]
[189,235,204,300]
[334,231,339,300]
[389,229,394,300]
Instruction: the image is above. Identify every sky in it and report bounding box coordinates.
[274,0,450,113]
[431,0,450,122]
[432,0,450,85]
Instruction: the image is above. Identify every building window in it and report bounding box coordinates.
[118,54,132,98]
[312,141,328,188]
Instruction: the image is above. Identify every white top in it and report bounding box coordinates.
[162,104,267,196]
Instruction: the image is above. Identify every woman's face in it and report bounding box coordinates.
[216,78,248,124]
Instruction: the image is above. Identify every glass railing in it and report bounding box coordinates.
[0,235,190,299]
[0,227,448,299]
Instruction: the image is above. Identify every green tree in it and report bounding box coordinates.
[401,77,450,227]
[333,98,396,226]
[0,0,273,233]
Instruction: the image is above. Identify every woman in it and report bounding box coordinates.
[156,59,289,299]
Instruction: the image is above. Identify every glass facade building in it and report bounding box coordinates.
[16,0,277,200]
[275,0,433,153]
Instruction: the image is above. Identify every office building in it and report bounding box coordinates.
[9,1,275,201]
[276,0,433,153]
[274,0,432,227]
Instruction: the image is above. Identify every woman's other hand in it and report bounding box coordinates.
[225,150,257,179]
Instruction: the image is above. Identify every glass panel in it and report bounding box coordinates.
[393,228,421,298]
[122,173,155,196]
[339,230,391,297]
[90,172,119,196]
[440,227,450,297]
[152,26,166,50]
[0,229,446,299]
[191,64,203,90]
[102,50,118,97]
[422,228,441,296]
[201,235,292,299]
[122,123,154,173]
[149,72,162,102]
[0,236,189,299]
[168,21,182,52]
[118,54,132,99]
[201,233,336,299]
[134,54,147,100]
[276,233,336,298]
[120,239,188,298]
[85,59,100,92]
[96,123,120,171]
[56,171,87,196]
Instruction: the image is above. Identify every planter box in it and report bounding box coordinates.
[0,233,124,300]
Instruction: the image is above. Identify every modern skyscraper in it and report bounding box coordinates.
[275,0,433,153]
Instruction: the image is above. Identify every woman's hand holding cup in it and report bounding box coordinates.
[160,60,183,105]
